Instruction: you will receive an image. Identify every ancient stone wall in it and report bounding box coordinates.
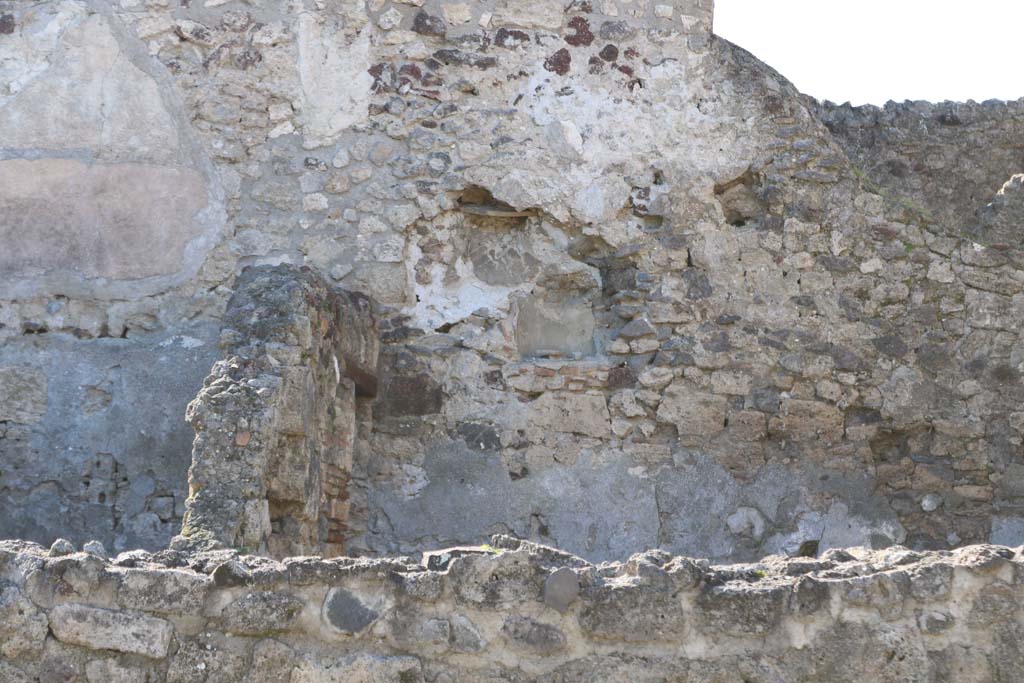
[176,265,378,558]
[2,537,1024,682]
[2,0,1024,565]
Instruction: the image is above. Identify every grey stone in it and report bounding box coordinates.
[991,517,1024,547]
[49,538,75,556]
[82,540,106,557]
[323,587,380,634]
[619,318,657,339]
[543,567,580,613]
[450,614,485,653]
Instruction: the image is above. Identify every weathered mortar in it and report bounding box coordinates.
[1,0,1023,565]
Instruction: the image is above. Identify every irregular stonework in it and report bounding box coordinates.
[175,265,378,557]
[3,537,1024,681]
[1,0,1023,568]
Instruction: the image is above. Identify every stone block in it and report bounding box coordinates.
[770,399,844,443]
[696,584,786,636]
[528,391,611,438]
[247,639,297,683]
[50,604,173,658]
[0,662,33,683]
[501,615,567,654]
[116,567,210,614]
[516,296,596,358]
[291,654,422,683]
[656,384,728,438]
[579,582,686,642]
[85,660,148,683]
[966,289,1020,330]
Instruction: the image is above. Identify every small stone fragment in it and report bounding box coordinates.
[412,10,446,37]
[82,540,107,556]
[619,317,657,339]
[49,538,75,556]
[377,8,404,30]
[543,567,580,613]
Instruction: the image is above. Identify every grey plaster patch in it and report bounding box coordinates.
[655,454,906,562]
[509,449,659,561]
[516,296,596,358]
[369,440,513,547]
[0,325,219,551]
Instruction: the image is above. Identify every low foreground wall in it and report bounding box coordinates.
[2,536,1022,682]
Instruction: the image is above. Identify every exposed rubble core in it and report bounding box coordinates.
[3,537,1024,682]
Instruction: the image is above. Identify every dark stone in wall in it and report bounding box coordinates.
[544,48,572,76]
[457,421,502,452]
[412,11,446,38]
[379,373,444,417]
[324,588,380,634]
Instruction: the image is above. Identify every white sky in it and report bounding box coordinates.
[714,0,1024,106]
